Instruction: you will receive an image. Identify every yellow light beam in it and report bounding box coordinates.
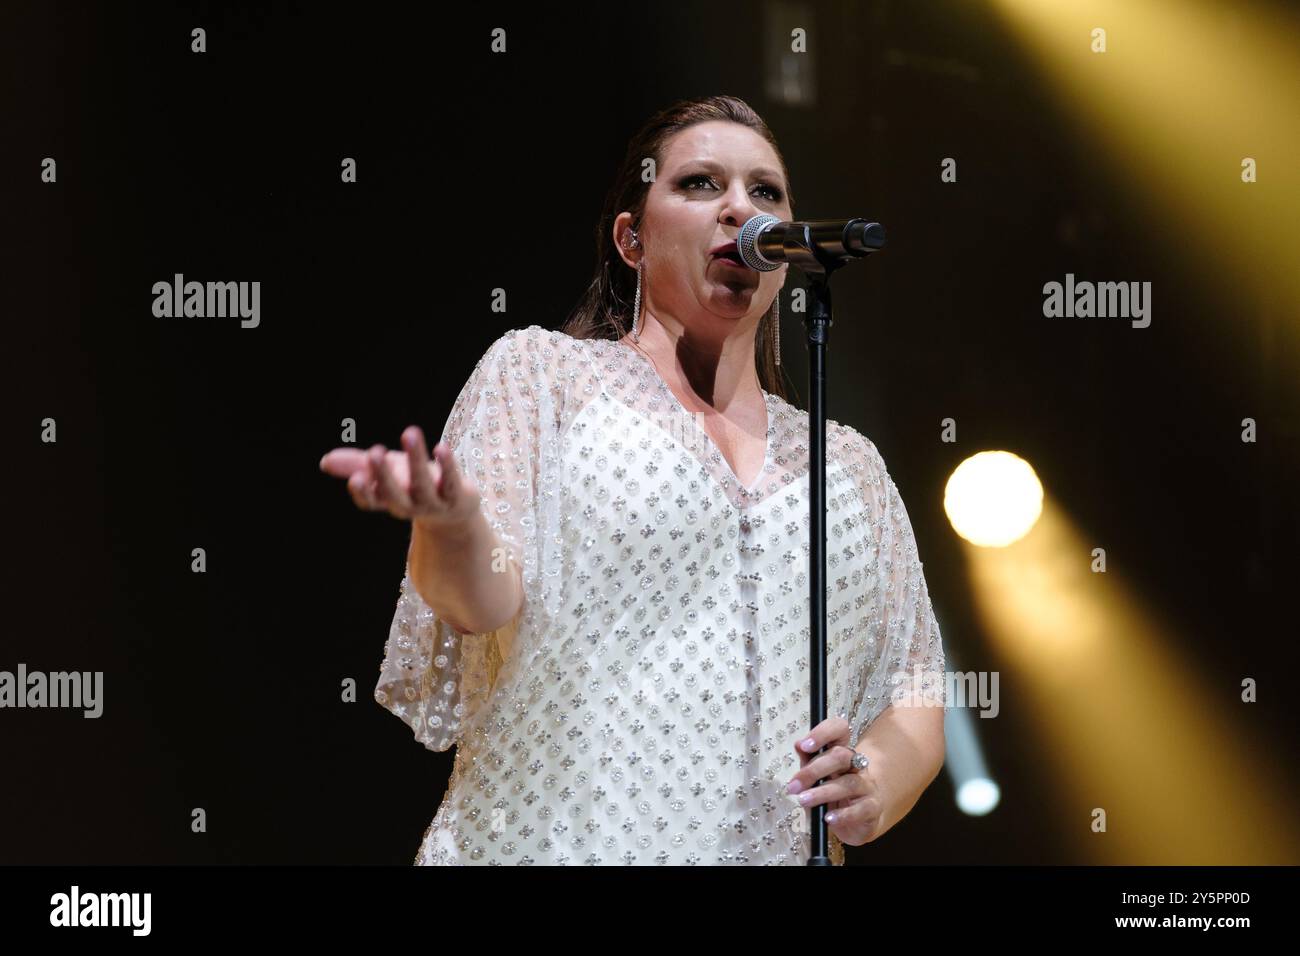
[964,499,1298,863]
[989,0,1300,356]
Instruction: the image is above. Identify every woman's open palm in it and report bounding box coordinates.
[319,426,480,532]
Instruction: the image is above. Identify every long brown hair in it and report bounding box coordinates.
[560,94,797,403]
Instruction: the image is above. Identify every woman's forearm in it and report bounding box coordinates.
[407,511,523,637]
[854,699,947,841]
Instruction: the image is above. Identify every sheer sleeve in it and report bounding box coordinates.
[373,326,557,753]
[841,437,948,748]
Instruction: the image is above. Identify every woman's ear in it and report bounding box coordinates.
[612,212,641,268]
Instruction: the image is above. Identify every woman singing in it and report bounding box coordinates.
[320,95,948,865]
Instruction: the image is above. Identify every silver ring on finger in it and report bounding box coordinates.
[850,752,870,772]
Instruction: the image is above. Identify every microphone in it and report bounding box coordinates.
[736,215,886,272]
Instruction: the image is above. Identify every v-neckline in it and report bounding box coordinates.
[613,339,774,494]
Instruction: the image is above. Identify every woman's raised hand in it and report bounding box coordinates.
[319,426,480,532]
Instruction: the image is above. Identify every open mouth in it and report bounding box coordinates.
[711,249,746,269]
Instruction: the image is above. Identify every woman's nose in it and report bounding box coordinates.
[718,183,760,226]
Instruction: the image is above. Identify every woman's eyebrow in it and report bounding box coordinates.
[678,159,784,182]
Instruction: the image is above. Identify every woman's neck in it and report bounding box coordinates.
[620,316,763,411]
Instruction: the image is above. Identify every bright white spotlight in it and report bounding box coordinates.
[944,451,1043,547]
[956,778,1001,816]
[945,702,1002,818]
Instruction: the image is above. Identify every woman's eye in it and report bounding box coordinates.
[681,175,784,202]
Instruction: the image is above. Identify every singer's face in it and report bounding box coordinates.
[640,121,793,328]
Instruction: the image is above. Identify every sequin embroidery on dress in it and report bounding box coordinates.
[373,325,947,864]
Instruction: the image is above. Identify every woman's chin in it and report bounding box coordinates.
[706,283,757,311]
[706,304,753,322]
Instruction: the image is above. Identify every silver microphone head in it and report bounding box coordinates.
[737,214,783,272]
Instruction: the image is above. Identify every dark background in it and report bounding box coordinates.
[2,0,1296,864]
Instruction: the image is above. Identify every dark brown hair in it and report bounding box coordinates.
[560,94,797,402]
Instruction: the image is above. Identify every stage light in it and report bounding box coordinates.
[943,451,1043,547]
[943,696,1002,818]
[956,778,1001,817]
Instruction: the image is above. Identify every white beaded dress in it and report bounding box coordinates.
[374,324,947,865]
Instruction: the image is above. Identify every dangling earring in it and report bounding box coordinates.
[632,259,643,343]
[624,228,642,342]
[771,292,781,366]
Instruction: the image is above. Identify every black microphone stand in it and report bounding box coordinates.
[779,228,885,866]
